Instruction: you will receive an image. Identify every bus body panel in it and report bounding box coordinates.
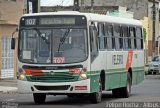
[17,79,90,94]
[90,50,144,91]
[16,57,93,93]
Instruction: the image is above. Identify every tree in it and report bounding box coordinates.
[143,28,147,43]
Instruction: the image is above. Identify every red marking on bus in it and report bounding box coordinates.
[23,69,43,76]
[125,50,133,71]
[53,57,65,63]
[69,68,80,74]
[75,86,87,90]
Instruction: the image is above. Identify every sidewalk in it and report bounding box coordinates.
[0,79,18,93]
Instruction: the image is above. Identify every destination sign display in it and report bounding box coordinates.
[20,15,87,27]
[25,18,36,26]
[39,17,75,25]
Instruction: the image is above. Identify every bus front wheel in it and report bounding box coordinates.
[90,78,102,103]
[33,93,46,104]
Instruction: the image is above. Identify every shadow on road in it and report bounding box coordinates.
[2,75,160,107]
[15,92,117,106]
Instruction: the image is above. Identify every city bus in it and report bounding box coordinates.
[11,11,144,104]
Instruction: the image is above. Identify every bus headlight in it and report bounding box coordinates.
[80,72,87,79]
[19,74,25,80]
[17,68,27,81]
[18,74,27,81]
[79,68,87,80]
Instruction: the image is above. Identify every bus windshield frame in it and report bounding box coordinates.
[18,15,88,64]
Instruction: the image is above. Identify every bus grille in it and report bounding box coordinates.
[27,72,79,82]
[34,85,70,91]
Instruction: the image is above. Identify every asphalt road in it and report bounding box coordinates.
[0,75,160,108]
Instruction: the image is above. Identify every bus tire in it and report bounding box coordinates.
[112,88,121,98]
[112,73,131,98]
[33,93,46,104]
[121,73,132,98]
[90,78,102,103]
[67,94,75,98]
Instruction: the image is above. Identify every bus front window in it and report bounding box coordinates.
[18,28,88,64]
[53,28,87,64]
[19,29,51,64]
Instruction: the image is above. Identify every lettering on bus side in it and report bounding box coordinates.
[112,55,123,65]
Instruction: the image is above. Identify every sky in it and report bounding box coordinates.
[40,0,73,6]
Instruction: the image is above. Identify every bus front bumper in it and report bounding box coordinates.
[17,79,90,94]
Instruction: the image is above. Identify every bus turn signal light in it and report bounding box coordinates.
[69,68,80,74]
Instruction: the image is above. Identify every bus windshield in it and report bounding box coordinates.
[18,28,88,64]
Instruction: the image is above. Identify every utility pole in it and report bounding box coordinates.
[24,0,40,14]
[73,0,80,11]
[91,0,94,12]
[152,0,156,57]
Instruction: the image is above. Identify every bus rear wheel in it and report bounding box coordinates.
[33,93,46,104]
[90,78,102,103]
[123,73,131,98]
[112,88,121,98]
[112,73,131,98]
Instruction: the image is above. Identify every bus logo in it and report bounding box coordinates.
[50,71,55,76]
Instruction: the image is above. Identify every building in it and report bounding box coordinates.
[79,0,148,19]
[147,0,159,60]
[0,0,24,79]
[41,0,148,19]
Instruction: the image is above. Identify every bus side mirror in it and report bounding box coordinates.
[11,28,18,50]
[11,38,16,49]
[90,22,97,31]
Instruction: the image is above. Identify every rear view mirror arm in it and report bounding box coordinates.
[11,28,18,49]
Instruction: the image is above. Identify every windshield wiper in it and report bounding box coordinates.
[58,29,70,52]
[33,28,49,44]
[21,28,49,44]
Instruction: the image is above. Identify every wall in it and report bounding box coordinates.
[0,0,23,24]
[0,0,23,79]
[80,0,148,19]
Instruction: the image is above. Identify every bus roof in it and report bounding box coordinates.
[23,11,142,26]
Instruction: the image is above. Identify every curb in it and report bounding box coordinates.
[0,86,18,94]
[2,89,18,94]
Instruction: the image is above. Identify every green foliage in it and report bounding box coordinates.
[143,28,147,42]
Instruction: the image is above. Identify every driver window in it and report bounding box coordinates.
[90,25,98,62]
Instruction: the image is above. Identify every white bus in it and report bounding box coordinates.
[11,11,144,104]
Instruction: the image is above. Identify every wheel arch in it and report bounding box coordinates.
[100,70,105,90]
[128,67,132,84]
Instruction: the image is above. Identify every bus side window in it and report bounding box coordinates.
[120,26,123,49]
[122,26,129,49]
[90,24,99,62]
[133,27,137,49]
[106,23,114,50]
[140,28,143,49]
[98,23,106,50]
[112,24,115,49]
[136,27,143,49]
[130,27,137,49]
[114,24,121,50]
[128,27,131,49]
